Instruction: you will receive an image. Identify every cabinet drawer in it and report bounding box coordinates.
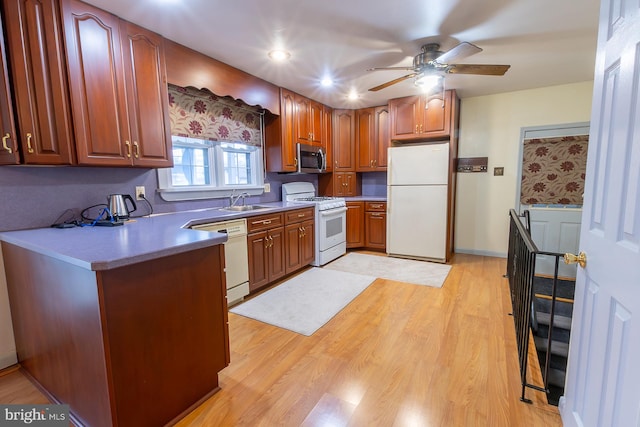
[285,207,315,224]
[365,202,386,212]
[247,213,284,233]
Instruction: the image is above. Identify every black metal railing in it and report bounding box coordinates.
[506,209,566,403]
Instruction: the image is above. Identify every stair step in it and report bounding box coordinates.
[536,312,572,330]
[534,336,569,357]
[547,367,566,388]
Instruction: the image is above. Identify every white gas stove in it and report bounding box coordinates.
[282,182,347,266]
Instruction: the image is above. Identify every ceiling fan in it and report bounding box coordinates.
[367,42,511,92]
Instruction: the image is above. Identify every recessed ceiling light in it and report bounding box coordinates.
[320,77,334,87]
[268,49,291,62]
[347,91,359,101]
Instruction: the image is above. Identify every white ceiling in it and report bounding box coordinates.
[82,0,600,109]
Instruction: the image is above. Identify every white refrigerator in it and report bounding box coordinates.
[386,143,450,262]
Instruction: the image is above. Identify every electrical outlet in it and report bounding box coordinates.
[264,183,271,193]
[135,186,146,200]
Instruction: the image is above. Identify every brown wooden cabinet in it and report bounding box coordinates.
[0,10,19,165]
[62,0,171,167]
[389,90,453,141]
[285,207,315,274]
[356,106,389,172]
[364,201,386,250]
[346,201,365,248]
[295,94,322,146]
[3,242,229,427]
[266,88,297,172]
[3,0,75,165]
[333,109,355,171]
[322,105,333,171]
[319,171,361,197]
[247,213,285,292]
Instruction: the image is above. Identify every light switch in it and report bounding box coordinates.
[494,167,504,176]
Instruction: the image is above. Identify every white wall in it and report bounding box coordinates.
[454,81,594,257]
[0,246,17,369]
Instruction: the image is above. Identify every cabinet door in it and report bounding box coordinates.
[268,227,286,283]
[322,105,332,171]
[389,95,420,141]
[300,219,315,266]
[248,230,269,292]
[333,109,355,171]
[309,100,323,146]
[120,21,172,167]
[63,0,131,166]
[0,11,19,165]
[4,0,75,165]
[365,211,387,249]
[294,94,311,143]
[346,202,364,248]
[281,89,297,171]
[421,90,452,138]
[374,106,390,170]
[356,107,375,171]
[285,223,302,274]
[344,172,357,196]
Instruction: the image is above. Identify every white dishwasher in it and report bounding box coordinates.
[192,218,249,306]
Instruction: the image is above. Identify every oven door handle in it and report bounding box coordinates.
[320,207,348,217]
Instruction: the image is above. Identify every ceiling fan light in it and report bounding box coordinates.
[414,74,442,91]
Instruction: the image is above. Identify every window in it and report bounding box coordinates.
[158,136,264,201]
[158,85,265,201]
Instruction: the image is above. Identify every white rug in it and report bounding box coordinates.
[230,268,375,336]
[324,252,451,288]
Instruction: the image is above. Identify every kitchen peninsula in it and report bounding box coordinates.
[0,203,304,427]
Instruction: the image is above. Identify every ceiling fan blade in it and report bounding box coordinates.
[435,42,482,64]
[367,66,415,71]
[368,73,417,91]
[446,64,511,75]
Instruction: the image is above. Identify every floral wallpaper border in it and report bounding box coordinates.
[520,135,588,205]
[168,84,263,146]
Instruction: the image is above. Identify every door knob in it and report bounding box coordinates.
[564,251,587,268]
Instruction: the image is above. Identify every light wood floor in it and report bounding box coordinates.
[0,253,561,426]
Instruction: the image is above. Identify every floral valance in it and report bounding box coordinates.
[168,84,263,146]
[520,135,589,205]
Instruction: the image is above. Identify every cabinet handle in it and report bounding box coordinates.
[335,160,338,166]
[26,133,34,153]
[269,235,274,247]
[262,220,272,225]
[370,159,373,167]
[298,213,305,217]
[299,226,303,237]
[415,125,418,134]
[125,141,132,158]
[133,141,140,159]
[373,159,377,167]
[420,124,423,133]
[371,204,382,208]
[2,133,12,154]
[294,157,298,167]
[372,213,383,217]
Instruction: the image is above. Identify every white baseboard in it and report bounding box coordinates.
[454,248,507,259]
[0,350,17,370]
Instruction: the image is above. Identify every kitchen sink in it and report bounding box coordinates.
[219,205,272,212]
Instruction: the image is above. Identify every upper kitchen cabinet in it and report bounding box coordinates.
[3,0,75,165]
[62,0,172,167]
[322,104,333,172]
[295,94,322,146]
[356,105,389,172]
[389,90,455,141]
[0,10,20,165]
[332,109,355,171]
[265,88,297,172]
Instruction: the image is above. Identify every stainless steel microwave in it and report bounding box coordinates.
[297,143,327,173]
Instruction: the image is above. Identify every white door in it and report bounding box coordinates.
[529,208,582,278]
[387,143,449,185]
[559,1,640,426]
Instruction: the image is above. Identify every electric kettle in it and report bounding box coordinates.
[107,194,137,220]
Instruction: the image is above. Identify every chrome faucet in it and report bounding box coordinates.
[229,191,250,207]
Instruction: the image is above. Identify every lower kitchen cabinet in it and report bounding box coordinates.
[346,201,364,248]
[284,207,315,274]
[247,213,285,292]
[365,201,386,250]
[2,242,229,427]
